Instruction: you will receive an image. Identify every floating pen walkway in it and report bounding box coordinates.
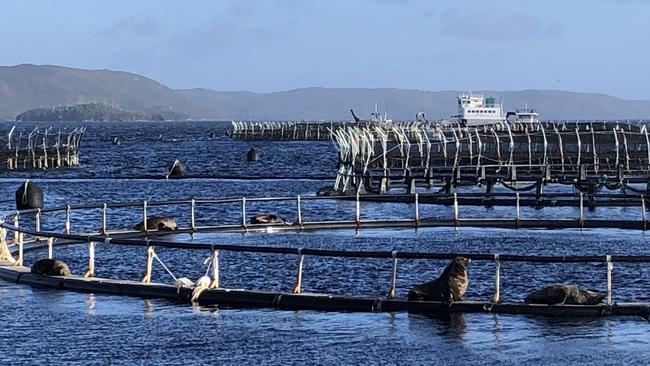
[0,194,650,319]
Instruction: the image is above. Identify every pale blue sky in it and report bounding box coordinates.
[1,0,649,98]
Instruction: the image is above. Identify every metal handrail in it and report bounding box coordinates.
[1,192,646,305]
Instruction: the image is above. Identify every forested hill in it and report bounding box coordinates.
[15,103,166,122]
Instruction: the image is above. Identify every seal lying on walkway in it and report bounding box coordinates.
[31,259,71,276]
[250,214,288,225]
[133,216,178,231]
[408,257,471,303]
[525,284,605,305]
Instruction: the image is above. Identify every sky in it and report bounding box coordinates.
[1,0,650,98]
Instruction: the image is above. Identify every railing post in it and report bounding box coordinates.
[190,199,196,231]
[515,193,520,228]
[386,251,398,299]
[493,254,501,303]
[210,248,219,288]
[606,255,613,305]
[579,193,584,228]
[355,193,361,229]
[141,244,154,283]
[64,205,71,234]
[642,196,647,231]
[84,240,95,278]
[453,192,459,227]
[241,197,247,230]
[35,208,41,233]
[291,248,304,294]
[414,193,420,228]
[142,201,148,233]
[296,195,303,229]
[14,233,24,266]
[13,212,19,244]
[47,237,54,259]
[101,203,107,235]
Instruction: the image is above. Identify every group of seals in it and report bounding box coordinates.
[133,216,178,231]
[250,214,288,225]
[31,259,70,276]
[408,257,471,303]
[525,284,605,305]
[407,258,604,307]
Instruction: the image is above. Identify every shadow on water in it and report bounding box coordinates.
[408,312,467,340]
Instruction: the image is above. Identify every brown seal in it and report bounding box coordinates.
[133,216,178,231]
[31,259,71,276]
[250,214,287,225]
[408,257,471,303]
[525,284,605,305]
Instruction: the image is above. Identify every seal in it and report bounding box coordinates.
[408,257,471,303]
[31,258,71,276]
[524,284,605,305]
[250,214,287,225]
[133,216,178,231]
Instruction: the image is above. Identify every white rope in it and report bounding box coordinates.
[153,253,179,282]
[203,254,212,277]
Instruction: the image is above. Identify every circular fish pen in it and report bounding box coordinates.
[2,193,650,320]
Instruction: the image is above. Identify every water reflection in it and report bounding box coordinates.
[85,293,95,316]
[144,299,154,316]
[491,314,502,344]
[408,312,467,340]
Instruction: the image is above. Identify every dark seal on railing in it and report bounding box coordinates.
[134,216,178,231]
[250,214,287,225]
[31,259,71,276]
[408,257,471,303]
[524,284,605,305]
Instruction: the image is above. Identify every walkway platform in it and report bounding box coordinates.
[1,263,648,319]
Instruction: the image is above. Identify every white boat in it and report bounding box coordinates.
[453,93,506,126]
[440,93,540,126]
[509,104,539,123]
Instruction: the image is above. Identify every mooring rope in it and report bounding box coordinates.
[21,180,30,206]
[152,253,179,283]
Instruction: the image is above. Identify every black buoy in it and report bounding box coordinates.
[166,159,188,179]
[247,148,260,162]
[15,180,44,210]
[112,136,120,145]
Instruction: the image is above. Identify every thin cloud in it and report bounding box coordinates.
[372,0,412,5]
[229,3,256,18]
[96,17,160,38]
[167,17,284,56]
[441,9,563,42]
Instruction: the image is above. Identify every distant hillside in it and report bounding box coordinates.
[0,64,191,120]
[2,64,650,121]
[176,87,650,121]
[16,103,167,122]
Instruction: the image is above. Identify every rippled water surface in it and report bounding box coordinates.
[0,121,649,365]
